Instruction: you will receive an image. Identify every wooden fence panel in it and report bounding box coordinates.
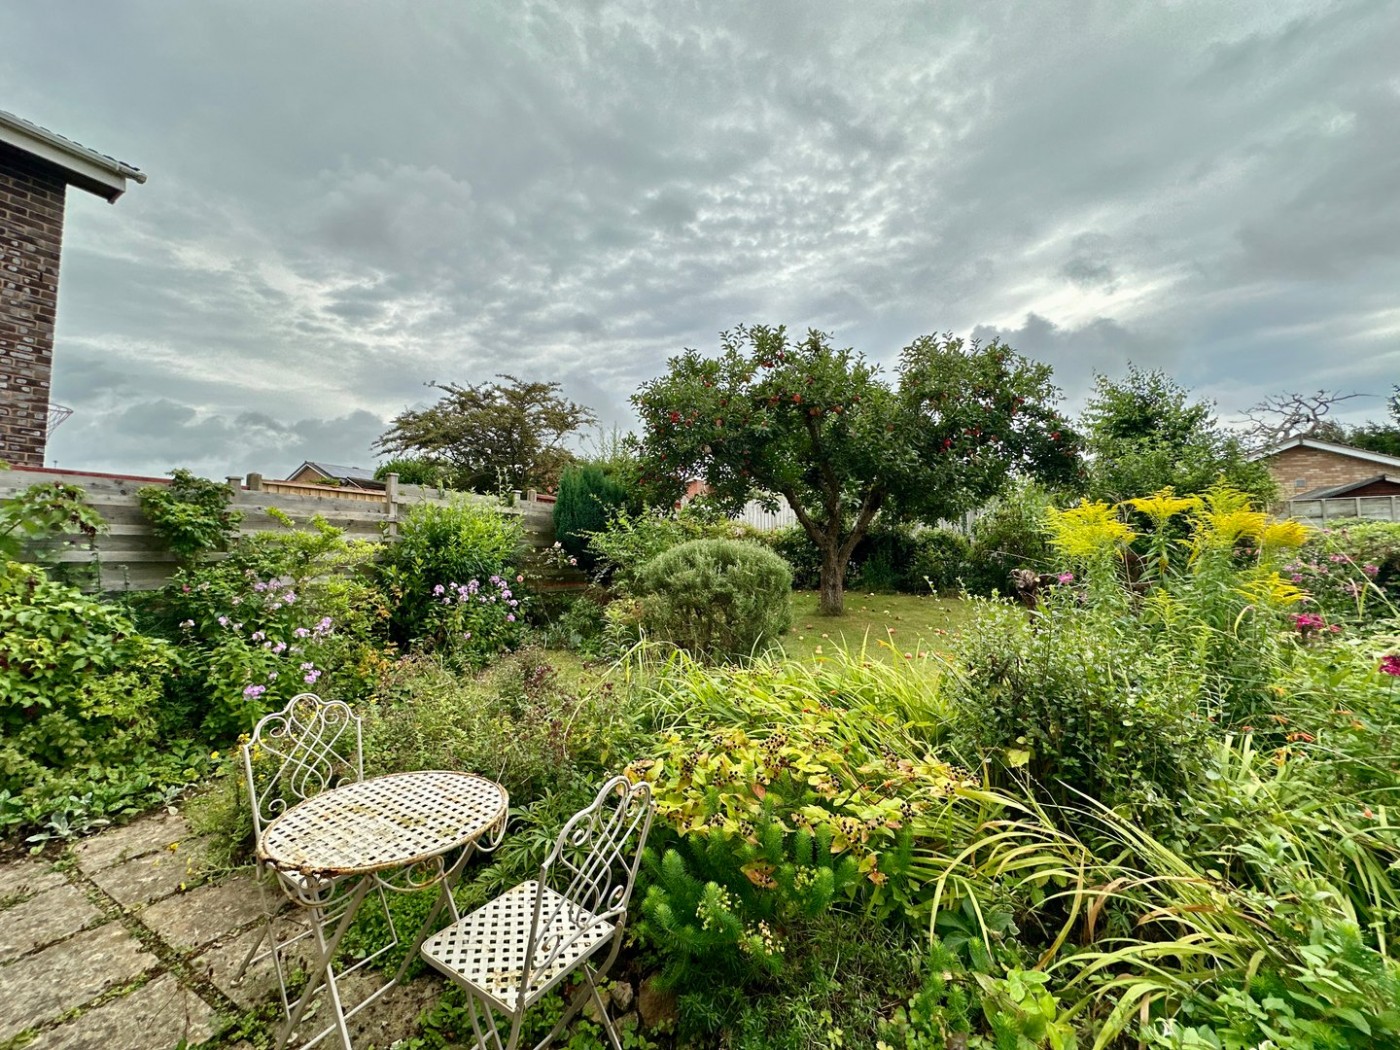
[1,468,584,594]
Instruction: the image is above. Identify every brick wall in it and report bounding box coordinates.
[0,145,66,468]
[1265,445,1390,496]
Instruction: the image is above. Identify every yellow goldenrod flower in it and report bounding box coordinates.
[1259,518,1311,551]
[1236,571,1306,606]
[1123,488,1201,527]
[1046,501,1137,560]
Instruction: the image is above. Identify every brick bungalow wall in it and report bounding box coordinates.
[0,145,65,468]
[1265,444,1395,496]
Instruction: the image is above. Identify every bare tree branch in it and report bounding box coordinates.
[1234,390,1364,451]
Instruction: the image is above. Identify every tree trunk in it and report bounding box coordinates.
[818,542,846,615]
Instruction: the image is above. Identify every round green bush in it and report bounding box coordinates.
[634,539,793,661]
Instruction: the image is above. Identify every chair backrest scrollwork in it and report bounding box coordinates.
[523,775,653,984]
[241,693,364,844]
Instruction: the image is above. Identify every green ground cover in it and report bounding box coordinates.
[779,590,972,664]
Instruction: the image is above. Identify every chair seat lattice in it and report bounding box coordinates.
[420,880,614,1012]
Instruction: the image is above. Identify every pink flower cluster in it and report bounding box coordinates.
[1380,655,1400,677]
[1292,612,1340,638]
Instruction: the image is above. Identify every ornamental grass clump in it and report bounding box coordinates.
[633,537,793,661]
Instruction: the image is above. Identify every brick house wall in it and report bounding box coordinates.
[0,145,66,468]
[1264,444,1396,496]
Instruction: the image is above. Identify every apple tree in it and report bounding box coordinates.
[633,324,1080,615]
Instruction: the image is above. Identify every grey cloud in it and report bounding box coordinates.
[4,0,1400,478]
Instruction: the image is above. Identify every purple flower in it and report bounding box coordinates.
[272,641,287,654]
[218,616,230,628]
[294,627,310,638]
[232,596,243,606]
[267,671,278,681]
[463,631,472,640]
[251,631,266,642]
[1364,564,1379,577]
[1381,655,1400,677]
[303,671,320,685]
[1057,572,1074,585]
[299,661,315,671]
[243,684,267,699]
[433,584,446,596]
[282,592,296,603]
[506,613,516,623]
[254,581,268,592]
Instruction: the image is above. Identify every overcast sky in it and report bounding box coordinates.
[6,1,1398,478]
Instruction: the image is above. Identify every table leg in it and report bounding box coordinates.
[390,841,478,986]
[275,877,373,1050]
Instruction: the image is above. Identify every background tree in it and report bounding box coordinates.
[376,375,596,493]
[1082,366,1275,502]
[1346,387,1400,458]
[633,325,1080,614]
[1236,389,1362,450]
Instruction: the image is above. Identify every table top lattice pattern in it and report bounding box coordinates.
[420,880,614,1012]
[258,770,508,877]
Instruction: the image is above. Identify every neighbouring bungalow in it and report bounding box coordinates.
[284,460,386,491]
[1250,437,1400,502]
[0,110,145,467]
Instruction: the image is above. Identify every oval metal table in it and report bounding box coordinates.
[257,771,509,1050]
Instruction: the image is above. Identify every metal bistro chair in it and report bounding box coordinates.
[237,694,399,1013]
[420,775,655,1050]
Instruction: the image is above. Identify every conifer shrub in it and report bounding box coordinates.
[551,463,631,570]
[633,538,792,660]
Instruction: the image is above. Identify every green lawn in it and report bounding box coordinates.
[777,590,971,664]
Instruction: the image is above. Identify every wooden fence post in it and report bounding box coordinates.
[384,472,400,539]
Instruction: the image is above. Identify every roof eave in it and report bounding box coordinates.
[0,114,146,203]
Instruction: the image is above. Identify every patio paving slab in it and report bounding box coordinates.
[25,973,221,1050]
[140,875,265,952]
[0,922,158,1042]
[92,847,207,908]
[0,882,104,963]
[0,857,67,904]
[194,915,313,1010]
[73,812,188,874]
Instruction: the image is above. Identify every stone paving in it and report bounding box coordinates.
[0,810,437,1050]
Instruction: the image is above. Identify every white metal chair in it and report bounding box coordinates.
[237,694,398,1023]
[420,775,655,1050]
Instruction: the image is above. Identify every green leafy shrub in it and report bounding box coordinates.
[376,499,524,647]
[363,650,637,801]
[765,525,825,590]
[947,597,1210,810]
[1283,519,1400,624]
[138,469,242,564]
[0,561,173,795]
[374,456,452,487]
[0,478,106,564]
[633,538,792,660]
[911,527,972,594]
[586,503,758,590]
[963,484,1054,595]
[552,463,632,570]
[138,514,391,736]
[543,593,607,655]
